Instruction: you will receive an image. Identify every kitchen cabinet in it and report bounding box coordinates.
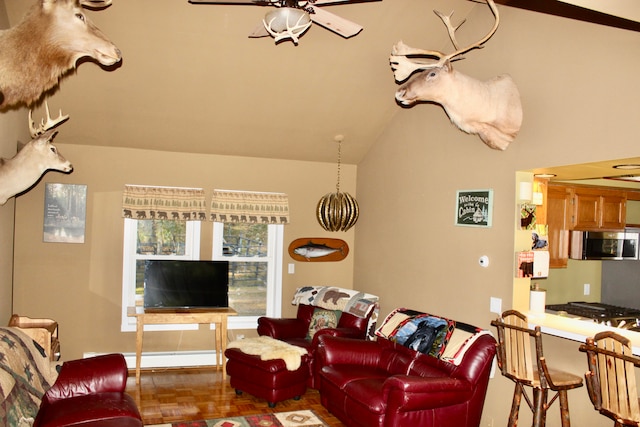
[547,185,571,268]
[545,184,627,268]
[571,187,626,230]
[625,191,640,227]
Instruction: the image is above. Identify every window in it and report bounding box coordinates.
[120,218,201,331]
[212,222,283,329]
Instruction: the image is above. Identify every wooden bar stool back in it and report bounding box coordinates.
[579,331,640,427]
[491,310,583,427]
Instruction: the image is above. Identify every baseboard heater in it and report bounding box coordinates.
[83,350,219,370]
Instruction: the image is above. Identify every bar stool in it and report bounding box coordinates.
[579,331,640,427]
[491,310,583,427]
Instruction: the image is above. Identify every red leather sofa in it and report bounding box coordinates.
[34,353,142,427]
[316,332,497,427]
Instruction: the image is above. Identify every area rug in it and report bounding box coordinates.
[146,410,328,427]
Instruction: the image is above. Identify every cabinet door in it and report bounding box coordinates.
[600,194,626,230]
[547,186,571,268]
[573,188,626,230]
[573,192,600,229]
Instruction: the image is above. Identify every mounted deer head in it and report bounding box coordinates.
[390,0,523,151]
[0,0,121,109]
[0,107,73,205]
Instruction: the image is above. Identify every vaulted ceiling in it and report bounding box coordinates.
[3,0,639,165]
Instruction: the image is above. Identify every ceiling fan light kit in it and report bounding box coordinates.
[263,7,312,44]
[188,0,379,45]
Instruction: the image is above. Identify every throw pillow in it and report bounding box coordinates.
[306,308,342,340]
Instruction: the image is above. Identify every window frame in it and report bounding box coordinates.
[120,217,201,332]
[212,222,283,330]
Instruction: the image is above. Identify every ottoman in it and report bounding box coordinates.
[225,347,310,407]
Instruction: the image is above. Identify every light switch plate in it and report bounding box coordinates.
[490,297,502,314]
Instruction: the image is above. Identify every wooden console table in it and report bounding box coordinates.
[127,306,237,384]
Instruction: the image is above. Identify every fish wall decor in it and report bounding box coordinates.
[288,238,349,262]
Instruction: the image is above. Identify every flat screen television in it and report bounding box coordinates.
[143,260,229,310]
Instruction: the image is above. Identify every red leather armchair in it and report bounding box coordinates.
[316,334,497,427]
[258,302,375,388]
[34,353,142,427]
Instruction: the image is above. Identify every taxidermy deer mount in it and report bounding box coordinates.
[0,0,121,109]
[390,0,523,151]
[0,104,73,206]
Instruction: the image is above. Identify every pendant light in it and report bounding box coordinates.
[316,135,359,232]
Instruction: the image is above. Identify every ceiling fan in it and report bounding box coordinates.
[188,0,381,44]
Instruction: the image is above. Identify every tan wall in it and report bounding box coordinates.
[354,5,640,427]
[0,109,23,321]
[5,1,640,426]
[12,144,356,358]
[0,2,28,320]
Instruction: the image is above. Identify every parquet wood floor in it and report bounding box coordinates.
[125,367,346,426]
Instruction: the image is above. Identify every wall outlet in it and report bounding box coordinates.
[584,283,590,295]
[490,297,502,314]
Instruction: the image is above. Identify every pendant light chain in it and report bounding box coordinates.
[336,139,342,193]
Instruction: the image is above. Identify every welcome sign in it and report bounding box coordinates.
[455,189,493,227]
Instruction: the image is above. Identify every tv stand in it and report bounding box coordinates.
[127,306,237,384]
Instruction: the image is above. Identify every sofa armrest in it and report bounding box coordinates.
[257,317,309,340]
[311,327,365,346]
[383,376,473,411]
[42,353,128,404]
[317,335,383,367]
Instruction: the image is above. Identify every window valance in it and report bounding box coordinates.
[210,190,290,224]
[122,185,207,221]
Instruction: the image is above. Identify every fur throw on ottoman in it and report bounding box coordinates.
[228,336,307,370]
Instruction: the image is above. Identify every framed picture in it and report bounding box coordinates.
[455,189,493,228]
[43,183,87,243]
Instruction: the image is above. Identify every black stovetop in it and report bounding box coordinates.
[546,301,640,321]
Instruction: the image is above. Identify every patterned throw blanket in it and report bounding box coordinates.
[291,286,379,340]
[0,327,60,427]
[376,308,493,365]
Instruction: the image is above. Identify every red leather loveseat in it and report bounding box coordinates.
[257,286,379,388]
[316,309,497,427]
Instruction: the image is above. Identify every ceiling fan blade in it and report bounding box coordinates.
[309,0,381,5]
[248,21,270,38]
[309,6,363,38]
[188,0,268,4]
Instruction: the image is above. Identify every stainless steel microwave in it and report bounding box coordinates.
[570,230,640,260]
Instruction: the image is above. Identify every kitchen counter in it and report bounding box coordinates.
[526,310,640,355]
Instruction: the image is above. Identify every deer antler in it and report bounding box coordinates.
[390,0,499,82]
[263,10,312,45]
[29,101,69,137]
